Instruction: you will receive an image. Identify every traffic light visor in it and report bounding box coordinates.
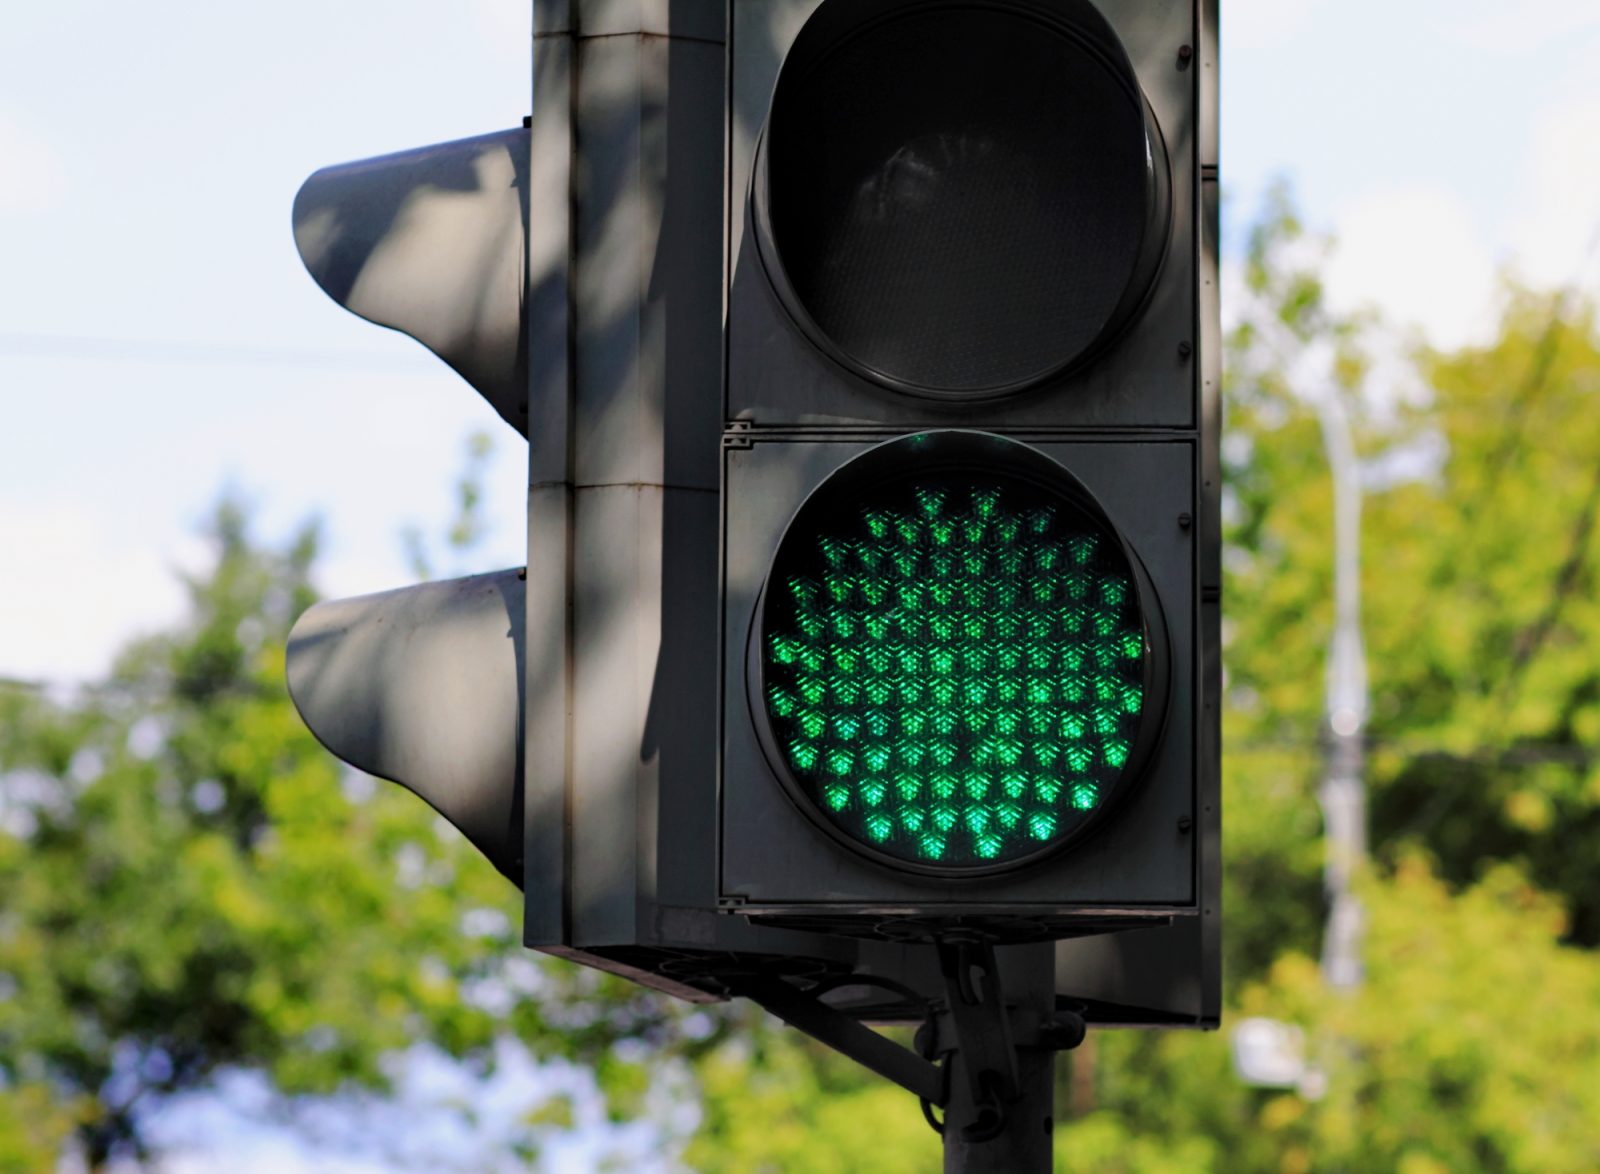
[752,0,1170,400]
[750,432,1169,875]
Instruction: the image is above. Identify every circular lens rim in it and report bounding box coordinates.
[749,0,1173,403]
[746,431,1172,878]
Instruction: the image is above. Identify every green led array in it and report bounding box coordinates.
[763,478,1146,868]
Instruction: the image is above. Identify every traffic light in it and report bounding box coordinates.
[717,0,1219,1018]
[282,3,1218,1151]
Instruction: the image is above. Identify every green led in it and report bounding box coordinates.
[764,475,1149,867]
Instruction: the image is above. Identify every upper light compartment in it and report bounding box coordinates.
[750,0,1171,401]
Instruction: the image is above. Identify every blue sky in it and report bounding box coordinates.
[1,1,1598,1163]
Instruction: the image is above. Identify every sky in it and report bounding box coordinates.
[3,0,1598,1165]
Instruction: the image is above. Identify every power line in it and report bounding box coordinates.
[0,330,434,374]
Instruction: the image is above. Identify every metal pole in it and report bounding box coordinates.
[939,944,1059,1173]
[942,1046,1055,1173]
[1316,388,1367,991]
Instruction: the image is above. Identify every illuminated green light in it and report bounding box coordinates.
[763,474,1149,868]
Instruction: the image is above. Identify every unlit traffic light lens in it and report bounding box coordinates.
[754,0,1170,398]
[759,451,1158,872]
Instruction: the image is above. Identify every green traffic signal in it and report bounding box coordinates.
[757,437,1164,873]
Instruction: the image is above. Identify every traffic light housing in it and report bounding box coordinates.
[284,0,1219,1036]
[716,0,1219,999]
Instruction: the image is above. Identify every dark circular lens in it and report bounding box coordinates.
[753,434,1166,873]
[755,0,1168,398]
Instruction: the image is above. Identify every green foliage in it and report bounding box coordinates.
[0,501,524,1167]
